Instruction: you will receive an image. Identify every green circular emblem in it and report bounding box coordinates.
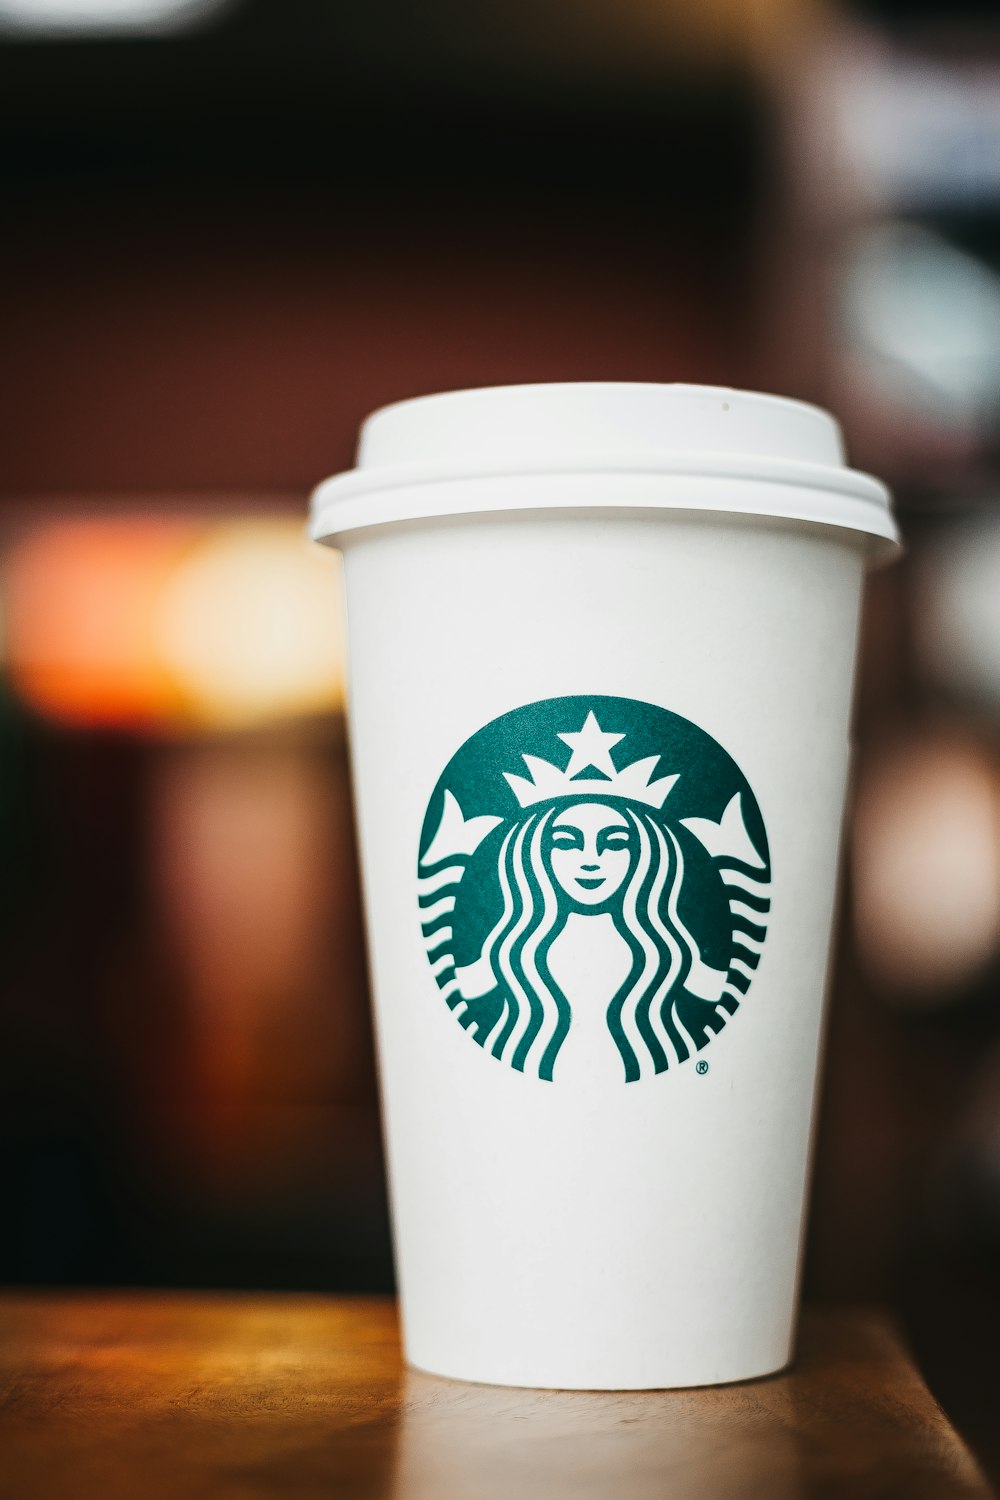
[417,695,771,1084]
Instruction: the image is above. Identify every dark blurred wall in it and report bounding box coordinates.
[0,3,763,497]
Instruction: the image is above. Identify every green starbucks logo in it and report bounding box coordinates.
[417,695,771,1084]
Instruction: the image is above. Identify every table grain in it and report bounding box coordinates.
[0,1294,990,1499]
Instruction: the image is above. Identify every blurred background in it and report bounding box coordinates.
[1,0,999,1479]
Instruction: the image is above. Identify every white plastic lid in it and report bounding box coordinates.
[310,383,898,553]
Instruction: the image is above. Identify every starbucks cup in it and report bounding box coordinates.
[310,383,898,1390]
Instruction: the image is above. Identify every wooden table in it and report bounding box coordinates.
[0,1294,991,1499]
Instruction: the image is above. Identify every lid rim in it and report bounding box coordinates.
[311,448,890,517]
[310,466,899,557]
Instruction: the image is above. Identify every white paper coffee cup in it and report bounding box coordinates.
[310,383,898,1390]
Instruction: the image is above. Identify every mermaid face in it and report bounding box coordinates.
[547,802,633,907]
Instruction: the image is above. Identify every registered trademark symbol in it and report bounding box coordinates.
[696,1060,709,1075]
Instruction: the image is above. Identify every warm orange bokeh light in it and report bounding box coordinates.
[2,514,345,733]
[3,517,192,730]
[155,520,345,730]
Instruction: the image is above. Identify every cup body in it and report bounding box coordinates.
[338,485,867,1389]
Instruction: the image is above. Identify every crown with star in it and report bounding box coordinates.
[503,710,679,810]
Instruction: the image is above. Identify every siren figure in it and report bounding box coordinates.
[419,710,744,1083]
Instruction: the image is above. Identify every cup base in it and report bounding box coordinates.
[403,1346,795,1392]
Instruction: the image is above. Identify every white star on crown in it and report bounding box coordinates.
[503,710,679,810]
